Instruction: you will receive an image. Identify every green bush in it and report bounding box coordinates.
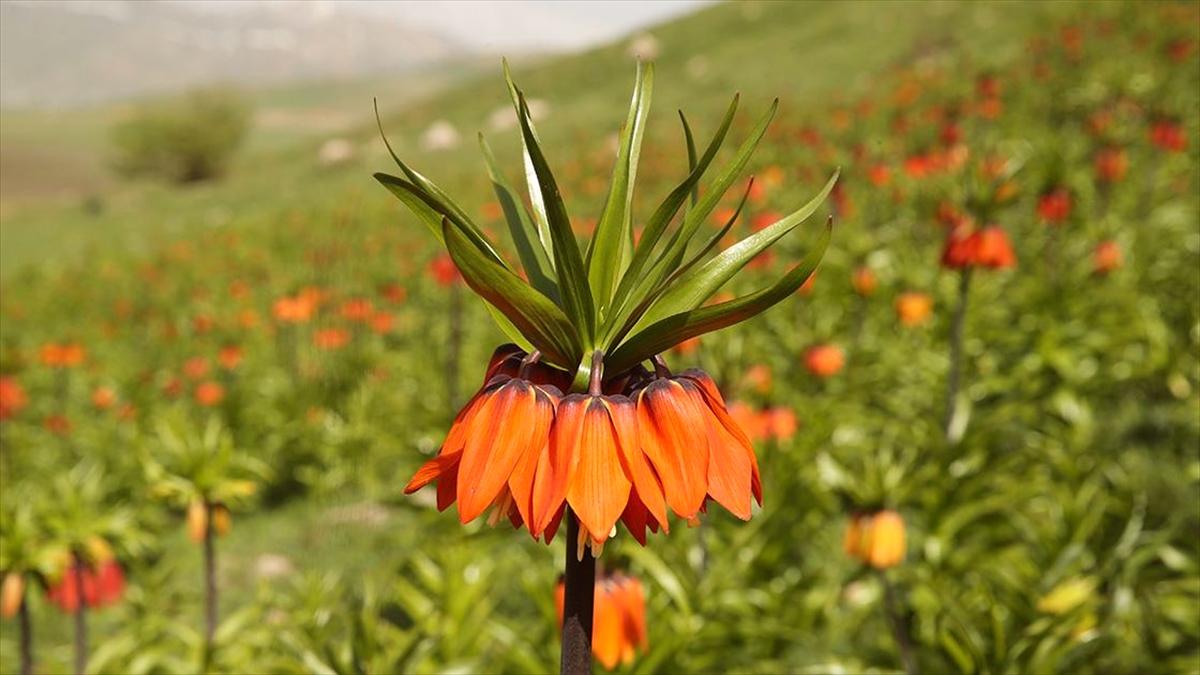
[111,89,249,184]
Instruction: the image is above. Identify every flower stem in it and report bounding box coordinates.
[561,510,595,675]
[204,501,219,661]
[72,561,87,675]
[944,267,971,441]
[18,593,32,675]
[879,570,919,675]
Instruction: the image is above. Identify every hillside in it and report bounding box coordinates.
[0,1,1077,276]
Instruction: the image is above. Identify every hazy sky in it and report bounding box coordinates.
[192,0,715,51]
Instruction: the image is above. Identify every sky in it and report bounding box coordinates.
[190,0,715,51]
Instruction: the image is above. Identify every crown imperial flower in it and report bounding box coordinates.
[380,61,833,555]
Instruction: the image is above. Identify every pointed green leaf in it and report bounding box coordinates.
[640,99,778,285]
[515,92,596,343]
[607,217,831,373]
[602,177,754,351]
[587,62,653,314]
[636,170,838,328]
[606,94,741,324]
[679,111,699,209]
[443,220,581,368]
[374,102,497,255]
[374,173,507,267]
[503,59,552,257]
[478,133,558,300]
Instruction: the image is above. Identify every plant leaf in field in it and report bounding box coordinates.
[635,170,838,329]
[374,172,506,266]
[502,59,552,257]
[607,217,831,373]
[515,91,595,345]
[587,61,653,315]
[679,110,699,209]
[374,101,502,260]
[442,219,581,368]
[603,94,740,338]
[478,133,557,300]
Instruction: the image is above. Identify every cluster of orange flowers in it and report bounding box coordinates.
[940,226,1017,270]
[405,345,762,556]
[38,342,86,368]
[45,558,127,615]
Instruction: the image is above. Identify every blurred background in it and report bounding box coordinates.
[1,1,1197,673]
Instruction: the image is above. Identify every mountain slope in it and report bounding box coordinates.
[0,0,464,107]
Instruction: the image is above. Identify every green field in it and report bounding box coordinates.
[1,1,1198,673]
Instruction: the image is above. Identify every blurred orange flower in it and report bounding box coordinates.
[44,414,72,435]
[273,294,316,323]
[369,312,394,334]
[0,376,28,420]
[340,298,374,322]
[46,559,126,614]
[39,342,85,368]
[867,164,891,187]
[728,401,767,443]
[942,225,1016,270]
[195,381,225,407]
[804,344,844,378]
[380,282,408,304]
[428,253,461,287]
[852,266,878,297]
[1094,147,1128,183]
[1093,240,1123,275]
[555,573,648,670]
[1150,120,1187,153]
[844,510,906,569]
[314,328,351,350]
[183,356,210,380]
[91,387,117,410]
[1037,188,1072,224]
[741,364,773,395]
[763,406,798,441]
[895,292,933,326]
[218,345,243,370]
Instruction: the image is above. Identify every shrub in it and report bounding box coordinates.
[111,88,249,184]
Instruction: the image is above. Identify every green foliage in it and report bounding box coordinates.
[111,88,249,184]
[0,1,1198,674]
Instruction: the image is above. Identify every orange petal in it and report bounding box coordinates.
[437,461,459,512]
[704,411,753,520]
[508,438,543,536]
[620,490,651,546]
[636,380,709,518]
[688,376,763,506]
[457,380,551,523]
[404,451,462,494]
[533,395,587,534]
[566,398,631,543]
[541,504,565,544]
[607,396,669,531]
[592,582,623,670]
